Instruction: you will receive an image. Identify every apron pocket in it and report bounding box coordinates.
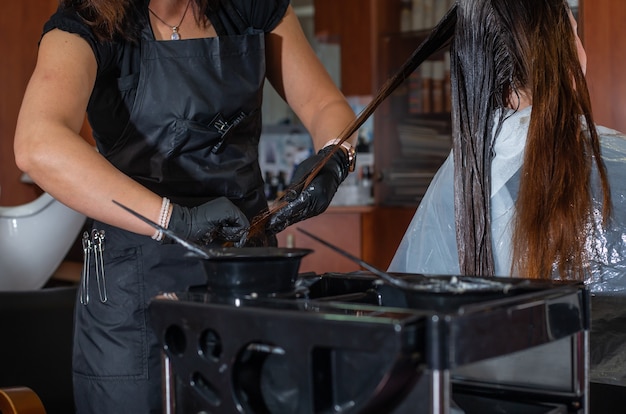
[169,118,224,156]
[73,246,149,380]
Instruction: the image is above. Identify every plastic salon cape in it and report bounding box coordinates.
[388,106,626,387]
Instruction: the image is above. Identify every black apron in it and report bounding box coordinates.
[73,8,268,414]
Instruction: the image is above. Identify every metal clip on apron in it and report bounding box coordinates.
[79,229,107,305]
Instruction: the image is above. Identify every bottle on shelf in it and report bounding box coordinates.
[400,0,413,32]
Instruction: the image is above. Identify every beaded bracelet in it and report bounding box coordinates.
[152,197,171,241]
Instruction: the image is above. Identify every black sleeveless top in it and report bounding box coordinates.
[42,0,289,153]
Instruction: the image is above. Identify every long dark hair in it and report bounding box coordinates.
[359,0,610,280]
[450,0,611,279]
[61,0,221,41]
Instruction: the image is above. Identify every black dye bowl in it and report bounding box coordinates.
[197,247,312,296]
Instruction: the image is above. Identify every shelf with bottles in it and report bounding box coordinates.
[259,117,375,207]
[374,4,453,206]
[399,0,455,35]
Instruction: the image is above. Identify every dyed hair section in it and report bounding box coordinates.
[450,0,610,279]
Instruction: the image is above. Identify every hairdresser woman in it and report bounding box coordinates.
[13,0,356,412]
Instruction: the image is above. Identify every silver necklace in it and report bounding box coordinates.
[148,0,192,40]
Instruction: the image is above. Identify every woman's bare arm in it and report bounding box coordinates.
[265,6,357,151]
[14,29,161,236]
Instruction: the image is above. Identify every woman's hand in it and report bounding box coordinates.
[266,146,349,235]
[168,197,250,245]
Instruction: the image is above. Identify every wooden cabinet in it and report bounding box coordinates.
[307,0,423,275]
[370,1,459,207]
[276,206,415,274]
[295,1,447,273]
[375,32,451,206]
[315,0,452,207]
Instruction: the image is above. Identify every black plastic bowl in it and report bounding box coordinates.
[198,247,312,296]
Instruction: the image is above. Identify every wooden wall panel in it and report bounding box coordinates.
[582,0,626,133]
[276,206,416,274]
[0,1,58,206]
[314,0,373,96]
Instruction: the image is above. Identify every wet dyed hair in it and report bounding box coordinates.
[354,0,611,280]
[61,0,221,41]
[446,0,611,279]
[279,0,610,281]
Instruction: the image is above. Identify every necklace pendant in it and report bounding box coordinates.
[149,0,190,42]
[171,27,181,41]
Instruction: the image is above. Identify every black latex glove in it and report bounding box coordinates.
[266,145,350,235]
[166,197,250,245]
